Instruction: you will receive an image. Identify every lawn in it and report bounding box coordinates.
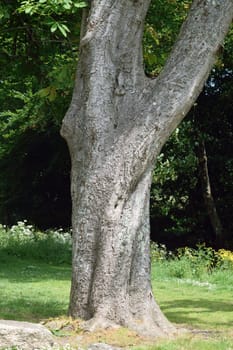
[0,254,70,322]
[152,268,233,331]
[0,223,233,349]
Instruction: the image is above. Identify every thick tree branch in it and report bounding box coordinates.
[145,0,233,141]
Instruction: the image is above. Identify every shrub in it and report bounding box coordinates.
[175,244,219,278]
[150,242,173,262]
[217,249,233,270]
[151,242,233,280]
[0,221,72,264]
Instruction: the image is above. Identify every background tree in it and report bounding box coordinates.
[0,0,81,226]
[151,68,233,250]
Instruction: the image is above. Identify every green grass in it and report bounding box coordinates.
[152,264,233,331]
[0,253,71,321]
[134,338,233,350]
[0,223,233,349]
[0,255,232,349]
[137,257,233,350]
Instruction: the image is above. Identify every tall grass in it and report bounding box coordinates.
[1,221,233,279]
[1,222,233,282]
[0,221,72,264]
[151,242,233,283]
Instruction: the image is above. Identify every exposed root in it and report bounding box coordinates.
[76,289,181,338]
[81,317,120,332]
[80,314,180,339]
[125,317,178,339]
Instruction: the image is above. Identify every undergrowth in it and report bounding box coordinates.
[0,221,72,264]
[1,221,232,275]
[151,241,233,280]
[1,221,233,273]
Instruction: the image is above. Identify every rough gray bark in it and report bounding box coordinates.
[61,0,233,337]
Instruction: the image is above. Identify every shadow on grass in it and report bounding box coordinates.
[0,254,71,282]
[0,255,71,321]
[0,298,69,322]
[161,299,233,328]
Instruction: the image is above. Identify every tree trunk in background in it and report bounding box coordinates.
[61,0,233,337]
[197,139,223,247]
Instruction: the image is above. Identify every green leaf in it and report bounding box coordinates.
[63,3,72,10]
[37,86,57,101]
[57,23,70,37]
[37,86,51,97]
[74,1,87,8]
[61,23,70,33]
[24,6,34,14]
[50,22,58,33]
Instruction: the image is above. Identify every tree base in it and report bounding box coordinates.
[79,315,178,339]
[81,317,120,332]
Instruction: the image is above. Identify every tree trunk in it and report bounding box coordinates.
[197,139,223,247]
[61,0,233,337]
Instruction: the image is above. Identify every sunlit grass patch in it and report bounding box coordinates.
[0,255,71,321]
[133,336,233,350]
[152,264,233,332]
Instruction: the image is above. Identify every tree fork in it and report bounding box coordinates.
[61,0,233,337]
